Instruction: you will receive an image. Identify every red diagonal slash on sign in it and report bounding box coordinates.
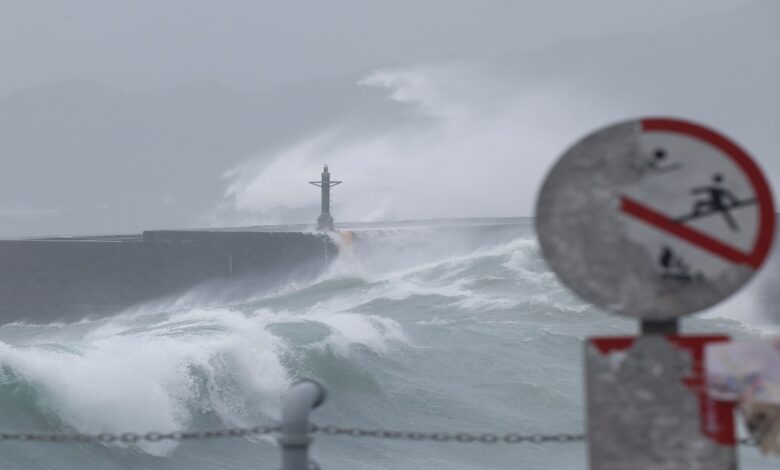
[620,196,760,268]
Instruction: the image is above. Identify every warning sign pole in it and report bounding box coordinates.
[641,318,678,335]
[535,117,776,469]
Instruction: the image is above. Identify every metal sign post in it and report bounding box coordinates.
[535,117,775,469]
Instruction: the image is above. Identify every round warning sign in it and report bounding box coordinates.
[536,117,775,320]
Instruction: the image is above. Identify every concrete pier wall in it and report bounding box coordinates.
[0,230,335,324]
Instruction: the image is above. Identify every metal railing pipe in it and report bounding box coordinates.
[278,379,327,470]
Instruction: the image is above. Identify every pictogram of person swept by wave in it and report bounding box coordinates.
[658,245,704,281]
[675,173,756,232]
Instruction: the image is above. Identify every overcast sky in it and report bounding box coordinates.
[0,0,750,95]
[0,0,777,237]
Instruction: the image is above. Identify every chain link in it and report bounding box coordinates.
[309,424,585,444]
[0,423,761,447]
[0,425,280,443]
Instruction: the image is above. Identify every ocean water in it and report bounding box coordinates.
[0,223,776,469]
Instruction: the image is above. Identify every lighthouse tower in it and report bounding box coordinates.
[308,165,342,231]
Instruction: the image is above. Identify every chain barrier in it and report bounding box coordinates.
[310,424,584,444]
[0,425,280,443]
[0,424,758,446]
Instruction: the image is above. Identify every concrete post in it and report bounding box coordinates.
[278,379,328,470]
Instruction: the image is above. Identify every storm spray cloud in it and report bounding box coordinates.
[222,62,623,224]
[221,0,780,226]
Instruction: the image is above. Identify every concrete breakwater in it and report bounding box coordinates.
[0,218,532,324]
[0,229,336,324]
